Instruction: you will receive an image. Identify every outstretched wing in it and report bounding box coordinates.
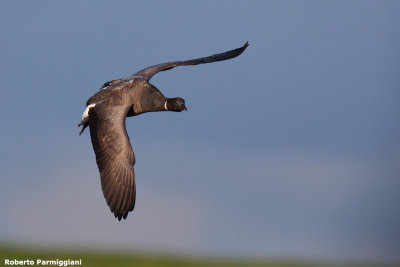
[88,102,136,220]
[131,41,249,81]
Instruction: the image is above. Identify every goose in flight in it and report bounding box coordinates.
[78,42,249,220]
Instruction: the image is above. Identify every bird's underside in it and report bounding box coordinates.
[79,42,249,220]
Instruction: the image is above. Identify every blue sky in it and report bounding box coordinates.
[1,0,399,264]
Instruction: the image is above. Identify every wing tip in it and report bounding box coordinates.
[113,210,130,221]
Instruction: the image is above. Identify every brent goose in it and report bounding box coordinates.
[79,42,249,220]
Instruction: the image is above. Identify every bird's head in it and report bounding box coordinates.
[165,97,187,112]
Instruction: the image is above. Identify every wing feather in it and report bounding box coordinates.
[131,41,249,81]
[89,103,136,220]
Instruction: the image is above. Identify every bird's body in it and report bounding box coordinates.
[85,78,166,117]
[79,42,248,220]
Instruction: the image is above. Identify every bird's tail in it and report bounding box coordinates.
[77,119,89,135]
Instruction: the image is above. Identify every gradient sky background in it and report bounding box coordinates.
[1,0,399,264]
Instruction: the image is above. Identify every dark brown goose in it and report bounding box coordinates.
[78,42,249,220]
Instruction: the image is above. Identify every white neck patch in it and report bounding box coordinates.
[164,100,168,111]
